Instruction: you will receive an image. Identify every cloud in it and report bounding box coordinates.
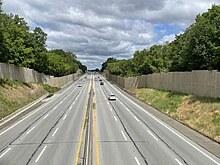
[2,0,220,69]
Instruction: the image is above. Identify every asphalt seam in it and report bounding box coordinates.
[101,86,149,165]
[113,91,188,165]
[108,78,220,158]
[25,88,83,165]
[103,78,188,165]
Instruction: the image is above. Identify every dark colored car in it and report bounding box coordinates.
[100,82,104,85]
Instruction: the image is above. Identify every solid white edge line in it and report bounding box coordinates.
[63,114,67,120]
[26,126,36,135]
[106,78,220,165]
[35,146,47,162]
[135,156,141,165]
[0,148,11,159]
[52,128,59,137]
[0,77,81,136]
[114,116,117,122]
[121,130,128,141]
[133,116,140,122]
[0,100,50,136]
[175,158,183,165]
[147,130,159,141]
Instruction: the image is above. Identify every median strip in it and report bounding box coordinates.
[75,93,89,165]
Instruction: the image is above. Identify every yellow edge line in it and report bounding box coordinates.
[75,76,91,165]
[93,81,100,165]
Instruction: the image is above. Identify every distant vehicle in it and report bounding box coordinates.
[100,82,104,85]
[108,94,116,100]
[78,84,82,87]
[99,79,102,81]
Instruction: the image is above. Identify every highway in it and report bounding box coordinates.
[0,74,220,165]
[0,76,90,165]
[94,74,220,165]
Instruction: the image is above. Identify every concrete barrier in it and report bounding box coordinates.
[106,70,220,98]
[0,63,82,88]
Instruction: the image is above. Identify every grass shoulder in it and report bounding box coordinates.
[0,79,59,120]
[130,88,220,143]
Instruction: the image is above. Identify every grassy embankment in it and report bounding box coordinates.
[131,88,220,143]
[0,79,59,120]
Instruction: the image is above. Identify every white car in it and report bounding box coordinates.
[78,84,82,87]
[108,94,116,100]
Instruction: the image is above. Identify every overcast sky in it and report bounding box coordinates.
[2,0,219,69]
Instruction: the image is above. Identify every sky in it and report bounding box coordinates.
[2,0,219,69]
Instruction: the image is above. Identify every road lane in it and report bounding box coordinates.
[28,79,91,165]
[0,73,219,165]
[0,75,90,164]
[100,75,220,165]
[95,78,145,165]
[99,82,180,164]
[0,77,83,151]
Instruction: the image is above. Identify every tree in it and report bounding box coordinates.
[171,5,220,71]
[0,0,3,58]
[0,14,35,67]
[0,0,2,13]
[0,10,86,76]
[100,57,117,72]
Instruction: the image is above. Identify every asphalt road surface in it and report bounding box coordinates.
[0,74,220,165]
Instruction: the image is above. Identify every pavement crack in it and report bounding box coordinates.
[102,87,149,165]
[115,93,189,165]
[25,89,82,165]
[0,84,81,154]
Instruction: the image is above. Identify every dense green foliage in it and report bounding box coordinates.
[0,4,87,76]
[102,5,220,77]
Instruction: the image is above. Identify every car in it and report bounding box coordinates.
[78,84,82,87]
[108,94,116,100]
[100,82,104,85]
[99,79,102,81]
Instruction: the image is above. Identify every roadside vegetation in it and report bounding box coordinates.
[101,5,220,77]
[101,4,220,143]
[0,79,58,120]
[42,84,59,94]
[131,88,220,142]
[0,1,87,76]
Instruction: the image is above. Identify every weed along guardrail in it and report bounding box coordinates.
[106,70,220,98]
[0,62,82,88]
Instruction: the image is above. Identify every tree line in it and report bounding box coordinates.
[101,5,220,77]
[0,1,87,77]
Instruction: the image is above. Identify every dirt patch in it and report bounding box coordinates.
[0,82,47,120]
[171,97,220,142]
[131,88,220,143]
